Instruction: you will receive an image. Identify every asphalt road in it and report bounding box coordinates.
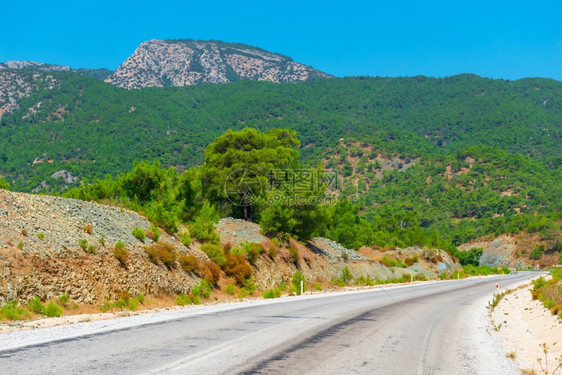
[0,272,537,374]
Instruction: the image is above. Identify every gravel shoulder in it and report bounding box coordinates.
[491,274,562,374]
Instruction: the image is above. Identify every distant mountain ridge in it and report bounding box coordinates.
[0,61,71,71]
[104,39,333,89]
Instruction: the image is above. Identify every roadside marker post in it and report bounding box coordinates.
[496,283,499,294]
[411,274,413,283]
[300,281,303,296]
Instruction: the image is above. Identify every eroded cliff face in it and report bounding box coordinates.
[105,39,332,89]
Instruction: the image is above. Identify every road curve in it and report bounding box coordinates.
[0,272,536,374]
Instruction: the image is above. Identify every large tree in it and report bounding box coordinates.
[199,127,300,221]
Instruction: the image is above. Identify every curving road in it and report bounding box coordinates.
[0,272,537,374]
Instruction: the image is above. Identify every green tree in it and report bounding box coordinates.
[199,128,300,221]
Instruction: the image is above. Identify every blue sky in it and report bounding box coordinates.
[2,0,560,80]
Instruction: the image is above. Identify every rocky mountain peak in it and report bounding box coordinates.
[105,39,332,89]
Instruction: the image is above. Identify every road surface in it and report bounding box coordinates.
[0,272,536,374]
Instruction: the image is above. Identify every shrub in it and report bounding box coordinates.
[404,257,415,266]
[21,229,28,236]
[224,254,253,286]
[201,243,226,266]
[17,241,24,249]
[44,302,63,317]
[179,254,200,273]
[83,225,94,234]
[87,245,97,254]
[192,280,213,299]
[179,231,192,247]
[355,275,375,286]
[79,239,88,250]
[529,249,543,260]
[238,278,258,297]
[127,298,139,311]
[99,294,143,312]
[532,277,546,292]
[146,226,161,242]
[380,256,396,267]
[550,303,562,315]
[37,233,45,240]
[204,261,221,285]
[113,241,129,264]
[57,293,70,307]
[341,266,353,283]
[231,242,263,265]
[0,301,29,320]
[224,282,236,295]
[544,299,556,309]
[244,242,263,265]
[222,243,233,255]
[289,246,300,264]
[263,288,283,299]
[99,300,112,312]
[332,278,347,287]
[268,244,280,258]
[312,282,323,290]
[27,297,45,315]
[176,293,192,306]
[291,270,306,295]
[145,242,177,268]
[98,236,106,247]
[132,227,146,241]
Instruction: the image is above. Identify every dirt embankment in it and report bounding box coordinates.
[216,218,460,289]
[459,233,560,269]
[0,190,202,305]
[0,190,460,308]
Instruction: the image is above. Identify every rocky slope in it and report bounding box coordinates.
[0,189,203,305]
[216,218,460,289]
[0,61,71,72]
[105,39,332,89]
[0,69,61,119]
[0,190,460,307]
[458,232,560,268]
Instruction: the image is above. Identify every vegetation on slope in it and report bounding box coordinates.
[61,128,561,265]
[1,71,560,191]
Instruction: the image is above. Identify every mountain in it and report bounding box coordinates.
[0,72,560,193]
[104,39,333,89]
[0,64,113,119]
[0,61,71,118]
[0,61,71,71]
[0,69,62,118]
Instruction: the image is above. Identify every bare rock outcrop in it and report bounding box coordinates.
[105,39,332,89]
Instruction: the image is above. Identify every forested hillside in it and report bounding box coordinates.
[326,140,561,249]
[0,70,560,192]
